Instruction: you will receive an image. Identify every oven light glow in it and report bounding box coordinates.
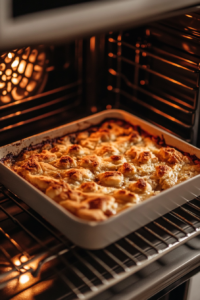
[108,68,116,76]
[0,46,47,104]
[20,255,28,263]
[91,106,97,113]
[11,58,19,68]
[2,74,6,81]
[90,36,96,51]
[18,60,26,74]
[19,274,30,284]
[14,260,21,266]
[108,38,115,43]
[146,29,150,36]
[5,69,12,76]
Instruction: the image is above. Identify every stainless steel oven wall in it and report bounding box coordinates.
[107,10,200,145]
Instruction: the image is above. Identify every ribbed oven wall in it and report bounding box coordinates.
[107,11,200,145]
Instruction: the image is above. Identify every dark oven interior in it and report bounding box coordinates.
[1,8,200,300]
[1,9,200,147]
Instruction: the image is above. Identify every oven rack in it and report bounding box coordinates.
[1,185,200,299]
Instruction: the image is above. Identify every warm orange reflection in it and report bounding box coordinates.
[14,260,21,266]
[1,95,11,103]
[108,38,115,43]
[20,255,28,263]
[0,63,6,71]
[25,63,33,77]
[0,82,5,88]
[182,35,192,40]
[109,68,117,75]
[0,46,47,104]
[12,58,19,68]
[5,69,12,76]
[7,82,12,92]
[18,60,26,74]
[91,106,97,113]
[26,81,37,92]
[4,56,12,64]
[146,29,150,36]
[19,274,30,284]
[22,47,31,60]
[117,35,122,41]
[29,49,38,63]
[90,36,96,51]
[20,77,28,88]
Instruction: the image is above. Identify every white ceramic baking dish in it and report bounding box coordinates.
[0,109,200,249]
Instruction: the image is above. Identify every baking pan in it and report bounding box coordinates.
[0,109,200,249]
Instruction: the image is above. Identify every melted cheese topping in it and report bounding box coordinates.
[6,119,200,222]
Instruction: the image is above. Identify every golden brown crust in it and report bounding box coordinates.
[52,155,77,169]
[78,182,98,193]
[113,189,140,203]
[20,157,43,175]
[95,145,119,157]
[62,168,94,183]
[157,147,183,164]
[6,119,200,222]
[98,171,123,187]
[79,155,101,171]
[90,128,115,142]
[155,164,173,179]
[66,144,89,156]
[45,181,70,202]
[118,163,136,177]
[129,179,152,194]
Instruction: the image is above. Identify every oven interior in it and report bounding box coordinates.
[1,8,200,300]
[1,9,200,147]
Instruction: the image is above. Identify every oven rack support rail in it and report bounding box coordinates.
[1,185,200,300]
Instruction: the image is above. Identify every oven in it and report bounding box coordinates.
[1,1,200,299]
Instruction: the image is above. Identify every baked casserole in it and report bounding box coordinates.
[3,119,200,221]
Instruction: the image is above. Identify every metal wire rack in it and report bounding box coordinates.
[1,184,200,300]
